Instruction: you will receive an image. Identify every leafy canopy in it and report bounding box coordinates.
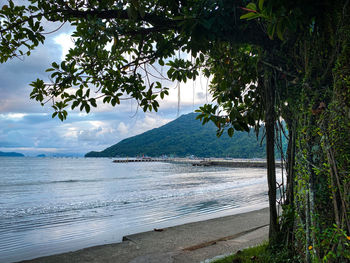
[0,0,273,125]
[0,0,315,134]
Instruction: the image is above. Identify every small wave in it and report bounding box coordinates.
[0,179,87,187]
[0,177,130,187]
[55,179,79,183]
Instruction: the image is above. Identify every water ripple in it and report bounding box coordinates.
[0,158,281,263]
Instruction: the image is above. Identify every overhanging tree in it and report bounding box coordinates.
[1,0,349,261]
[0,0,284,242]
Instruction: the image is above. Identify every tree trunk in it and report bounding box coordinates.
[264,71,280,242]
[285,118,296,207]
[282,117,296,247]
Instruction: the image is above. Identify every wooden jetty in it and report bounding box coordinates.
[192,160,275,168]
[192,161,211,166]
[112,158,162,163]
[208,160,281,168]
[112,157,282,168]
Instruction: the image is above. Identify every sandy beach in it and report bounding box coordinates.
[18,207,269,263]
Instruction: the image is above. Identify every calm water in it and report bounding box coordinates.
[0,157,277,262]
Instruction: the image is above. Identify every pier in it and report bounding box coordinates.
[112,158,282,168]
[112,158,162,163]
[191,160,281,168]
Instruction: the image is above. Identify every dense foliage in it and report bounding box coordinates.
[213,243,271,263]
[212,242,295,263]
[1,0,349,262]
[85,113,286,158]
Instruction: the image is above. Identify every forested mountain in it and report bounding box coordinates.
[86,113,286,158]
[0,151,25,157]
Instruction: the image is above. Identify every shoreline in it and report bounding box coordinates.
[111,157,282,168]
[19,207,269,263]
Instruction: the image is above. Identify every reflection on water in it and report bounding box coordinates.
[0,157,281,262]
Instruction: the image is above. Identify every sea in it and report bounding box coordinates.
[0,157,282,263]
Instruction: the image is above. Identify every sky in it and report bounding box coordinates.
[0,22,211,156]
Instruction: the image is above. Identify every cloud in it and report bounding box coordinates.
[0,108,177,156]
[0,113,27,120]
[0,40,61,114]
[132,114,171,134]
[0,21,208,115]
[0,22,211,156]
[117,122,129,135]
[54,32,75,60]
[77,127,103,142]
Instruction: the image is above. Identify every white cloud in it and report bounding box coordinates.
[77,127,103,142]
[157,75,212,113]
[0,113,27,120]
[0,21,211,156]
[130,114,172,136]
[54,32,75,60]
[117,122,129,135]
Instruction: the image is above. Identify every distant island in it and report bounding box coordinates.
[0,151,25,157]
[86,113,287,158]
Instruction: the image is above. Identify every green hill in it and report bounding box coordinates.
[0,151,25,157]
[85,113,286,158]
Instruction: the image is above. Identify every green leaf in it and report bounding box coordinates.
[127,5,138,20]
[200,17,215,30]
[228,127,234,137]
[58,112,64,121]
[267,23,276,39]
[76,88,83,97]
[240,12,260,20]
[103,96,111,103]
[200,53,205,62]
[80,103,85,111]
[276,22,284,40]
[246,3,257,11]
[85,104,90,113]
[258,0,265,10]
[71,100,79,109]
[139,6,145,18]
[90,98,97,107]
[233,122,242,130]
